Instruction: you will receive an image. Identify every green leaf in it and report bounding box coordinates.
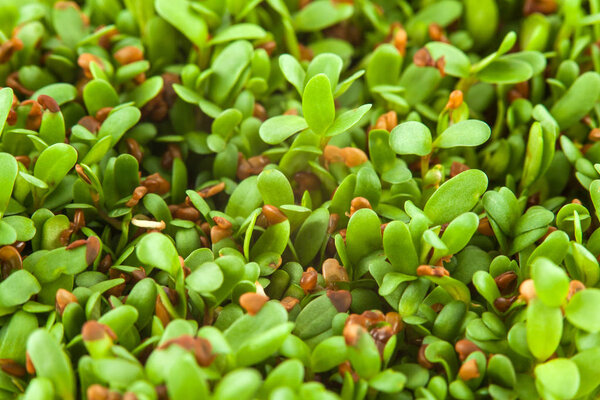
[571,347,600,397]
[433,120,491,148]
[383,221,418,275]
[0,87,13,135]
[424,169,488,225]
[302,74,335,135]
[210,23,267,45]
[259,115,308,145]
[155,0,207,47]
[136,233,180,276]
[209,40,254,105]
[33,143,77,191]
[311,336,348,372]
[213,369,261,400]
[0,153,17,218]
[551,72,600,129]
[279,54,305,95]
[31,83,77,105]
[186,262,223,293]
[535,359,580,400]
[565,289,600,333]
[527,298,562,361]
[294,2,353,32]
[390,121,432,156]
[3,216,36,241]
[346,209,382,267]
[27,329,75,400]
[257,169,294,206]
[369,370,407,393]
[531,258,569,307]
[0,270,40,308]
[97,106,141,145]
[477,59,533,84]
[325,104,372,137]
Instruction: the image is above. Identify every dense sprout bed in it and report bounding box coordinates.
[2,0,600,399]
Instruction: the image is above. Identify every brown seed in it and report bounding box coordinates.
[160,144,182,170]
[568,280,585,300]
[328,213,339,234]
[95,107,112,123]
[198,182,226,198]
[494,295,517,312]
[300,267,318,293]
[371,325,394,355]
[343,322,367,346]
[6,71,34,96]
[283,108,299,116]
[15,155,30,169]
[123,393,139,400]
[435,56,446,77]
[66,239,87,250]
[256,41,277,56]
[13,241,26,253]
[73,209,86,231]
[142,173,170,195]
[78,53,104,78]
[0,359,26,377]
[25,353,35,374]
[262,205,287,225]
[86,236,101,265]
[341,147,368,168]
[82,320,117,341]
[413,48,434,67]
[210,226,231,244]
[126,186,148,208]
[450,161,470,178]
[126,138,144,163]
[519,279,536,302]
[455,339,480,361]
[349,197,372,215]
[174,206,201,221]
[155,296,171,327]
[280,296,300,311]
[494,271,518,295]
[37,94,60,113]
[76,164,92,184]
[323,145,345,165]
[294,171,321,192]
[477,217,494,236]
[588,128,600,142]
[298,43,314,61]
[418,344,434,369]
[385,312,403,334]
[0,245,22,279]
[523,0,557,15]
[239,292,269,316]
[393,28,407,55]
[327,289,352,312]
[99,254,112,273]
[21,100,43,130]
[114,46,144,65]
[458,359,480,381]
[87,384,110,400]
[193,337,215,367]
[213,216,232,230]
[78,115,101,133]
[252,103,268,121]
[428,23,447,42]
[416,265,450,277]
[322,258,349,285]
[446,90,463,110]
[56,288,78,315]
